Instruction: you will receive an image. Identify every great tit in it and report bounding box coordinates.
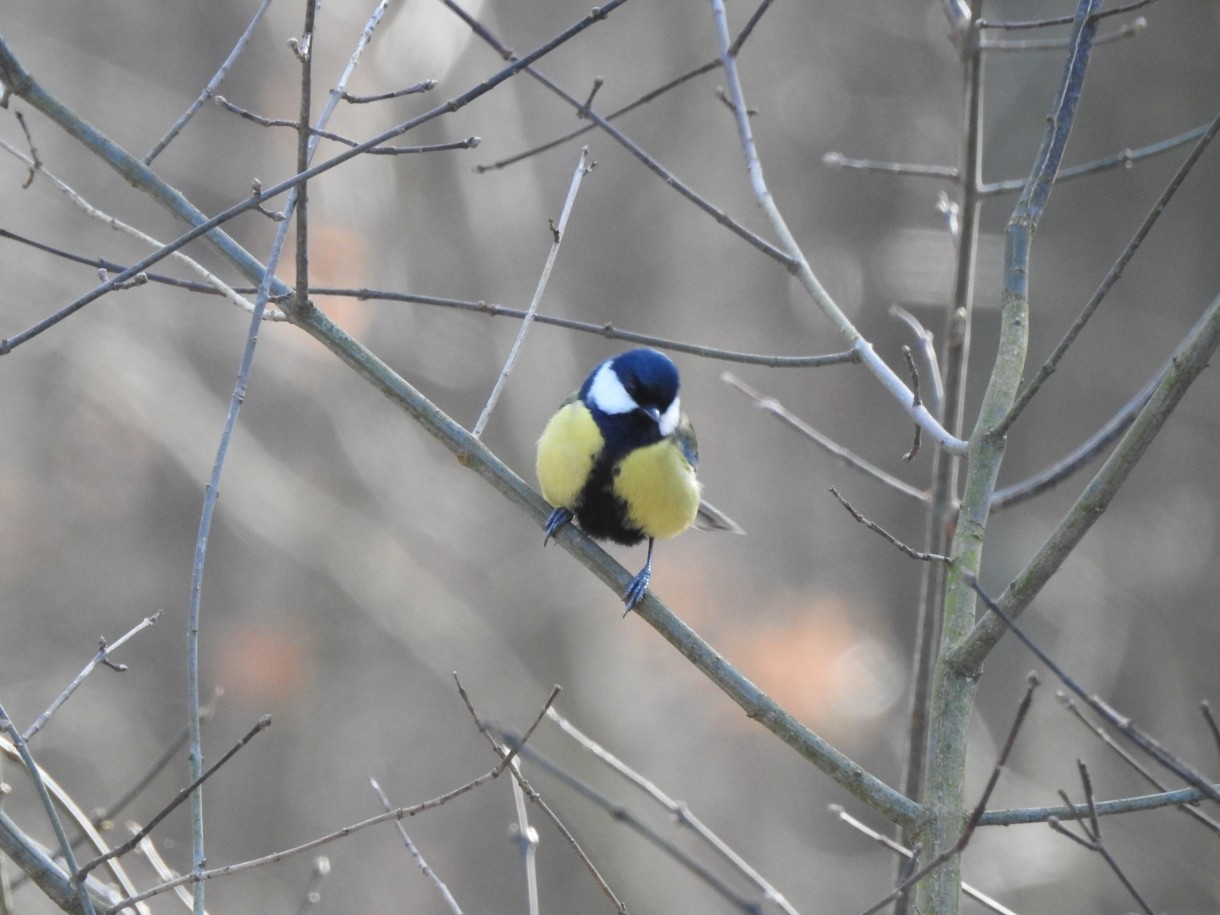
[536,348,738,612]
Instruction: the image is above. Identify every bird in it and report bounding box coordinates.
[536,348,739,613]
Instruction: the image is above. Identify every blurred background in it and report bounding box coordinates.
[2,1,1219,912]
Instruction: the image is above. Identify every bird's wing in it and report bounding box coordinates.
[674,414,699,469]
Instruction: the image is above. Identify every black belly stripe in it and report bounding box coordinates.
[574,455,644,546]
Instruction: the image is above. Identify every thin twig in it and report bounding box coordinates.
[954,288,1220,670]
[443,0,793,266]
[900,346,922,463]
[24,612,162,740]
[1049,761,1156,915]
[473,0,774,172]
[488,725,772,914]
[14,110,39,188]
[710,0,967,455]
[978,0,1158,30]
[725,374,928,502]
[144,0,274,163]
[217,95,480,154]
[453,676,626,913]
[0,702,95,915]
[134,828,200,911]
[889,304,944,414]
[998,106,1220,437]
[0,140,278,319]
[728,0,778,55]
[215,94,363,140]
[981,15,1145,50]
[821,152,958,181]
[364,137,481,155]
[965,577,1220,806]
[0,741,151,907]
[829,807,1019,915]
[80,716,272,879]
[184,78,283,915]
[0,0,632,354]
[989,366,1161,511]
[980,118,1216,198]
[342,79,437,103]
[0,224,861,364]
[370,780,461,914]
[451,676,560,779]
[829,488,949,563]
[184,3,396,907]
[545,709,801,915]
[578,76,604,114]
[89,706,208,830]
[0,225,850,368]
[858,675,1038,915]
[107,763,511,913]
[474,60,718,172]
[981,781,1220,826]
[473,148,591,438]
[1058,693,1220,834]
[1201,701,1220,764]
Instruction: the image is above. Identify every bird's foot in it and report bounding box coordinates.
[622,566,651,616]
[543,507,573,545]
[622,539,656,616]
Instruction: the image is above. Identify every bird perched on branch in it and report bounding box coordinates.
[536,348,740,613]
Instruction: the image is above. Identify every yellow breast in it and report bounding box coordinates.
[536,400,603,509]
[615,438,702,540]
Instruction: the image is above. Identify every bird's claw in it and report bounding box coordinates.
[622,568,651,616]
[543,507,573,545]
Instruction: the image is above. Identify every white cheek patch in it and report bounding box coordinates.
[659,396,681,437]
[587,362,636,415]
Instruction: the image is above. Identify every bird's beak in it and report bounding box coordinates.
[641,405,662,425]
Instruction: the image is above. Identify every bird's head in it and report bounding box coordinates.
[583,348,682,438]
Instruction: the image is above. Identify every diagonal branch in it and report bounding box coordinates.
[951,288,1220,672]
[293,303,921,828]
[709,0,967,456]
[0,0,633,352]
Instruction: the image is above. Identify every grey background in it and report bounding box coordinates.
[1,1,1218,912]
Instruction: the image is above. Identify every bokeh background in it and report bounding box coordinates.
[2,1,1219,912]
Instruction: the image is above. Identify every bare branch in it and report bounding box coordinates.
[859,676,1037,915]
[453,676,625,912]
[23,611,162,740]
[144,0,274,163]
[342,79,437,104]
[0,701,95,914]
[829,488,948,562]
[725,374,928,502]
[1058,694,1220,834]
[830,807,1019,915]
[963,577,1220,807]
[370,780,461,914]
[998,108,1220,435]
[1049,761,1156,915]
[900,346,923,463]
[822,151,958,181]
[473,148,592,439]
[79,716,272,880]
